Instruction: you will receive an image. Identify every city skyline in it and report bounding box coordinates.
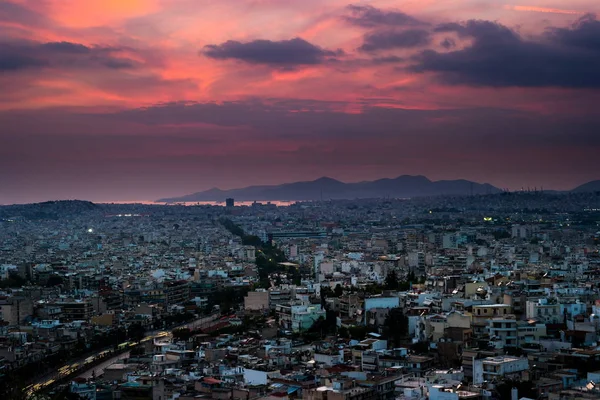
[1,0,600,204]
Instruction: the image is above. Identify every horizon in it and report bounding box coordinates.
[1,1,600,204]
[0,173,596,206]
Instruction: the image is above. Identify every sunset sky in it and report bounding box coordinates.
[1,0,600,203]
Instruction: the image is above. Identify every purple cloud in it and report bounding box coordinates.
[202,38,341,67]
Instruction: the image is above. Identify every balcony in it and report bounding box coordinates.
[491,326,517,331]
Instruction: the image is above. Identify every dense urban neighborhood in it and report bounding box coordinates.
[1,192,600,399]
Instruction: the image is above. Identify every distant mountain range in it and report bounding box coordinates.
[157,175,504,202]
[571,180,600,193]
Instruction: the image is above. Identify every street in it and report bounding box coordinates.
[25,313,220,396]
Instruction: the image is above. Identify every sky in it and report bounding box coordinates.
[1,0,600,204]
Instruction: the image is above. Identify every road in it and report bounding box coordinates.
[25,332,169,395]
[25,313,220,395]
[77,351,131,380]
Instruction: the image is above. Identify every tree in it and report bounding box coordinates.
[128,323,146,342]
[384,270,399,290]
[346,325,369,341]
[46,274,63,287]
[363,284,383,295]
[382,308,408,347]
[493,230,511,240]
[334,284,344,297]
[320,286,334,306]
[242,235,263,247]
[0,272,27,289]
[325,309,338,334]
[411,341,430,354]
[495,379,536,400]
[172,327,193,341]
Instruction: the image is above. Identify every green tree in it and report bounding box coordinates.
[320,286,334,306]
[242,235,263,247]
[383,308,408,347]
[363,284,383,295]
[347,325,369,340]
[334,284,344,297]
[0,272,27,289]
[46,274,63,287]
[411,341,430,354]
[128,323,146,342]
[384,270,399,290]
[172,327,193,341]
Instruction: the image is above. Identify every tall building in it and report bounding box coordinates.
[225,198,235,207]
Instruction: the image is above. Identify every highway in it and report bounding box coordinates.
[24,334,165,397]
[25,313,220,396]
[76,351,131,380]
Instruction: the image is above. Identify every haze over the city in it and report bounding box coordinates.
[1,0,600,204]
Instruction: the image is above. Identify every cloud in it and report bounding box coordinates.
[344,4,424,28]
[371,55,405,64]
[0,1,49,27]
[440,38,456,49]
[202,37,340,67]
[0,44,48,71]
[504,5,585,16]
[410,16,600,87]
[359,29,431,52]
[0,40,138,72]
[548,13,600,51]
[2,99,600,203]
[40,41,92,54]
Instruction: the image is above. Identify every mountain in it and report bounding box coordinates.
[571,180,600,193]
[157,175,502,202]
[0,200,101,220]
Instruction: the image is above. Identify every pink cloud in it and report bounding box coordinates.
[0,0,599,202]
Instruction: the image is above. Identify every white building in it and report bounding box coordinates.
[242,368,281,386]
[473,356,528,384]
[526,298,561,323]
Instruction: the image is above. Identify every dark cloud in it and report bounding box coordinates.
[440,38,456,49]
[434,20,516,42]
[40,41,92,54]
[0,1,48,27]
[359,29,431,52]
[0,40,138,72]
[202,38,340,66]
[371,55,405,64]
[344,4,424,28]
[548,13,600,51]
[411,16,600,87]
[0,43,48,71]
[2,99,600,203]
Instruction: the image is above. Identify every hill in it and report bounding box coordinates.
[571,180,600,193]
[157,175,502,202]
[0,200,101,220]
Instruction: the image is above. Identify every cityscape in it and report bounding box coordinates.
[1,190,600,400]
[2,0,600,400]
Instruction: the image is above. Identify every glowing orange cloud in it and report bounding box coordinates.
[504,5,585,15]
[44,0,161,28]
